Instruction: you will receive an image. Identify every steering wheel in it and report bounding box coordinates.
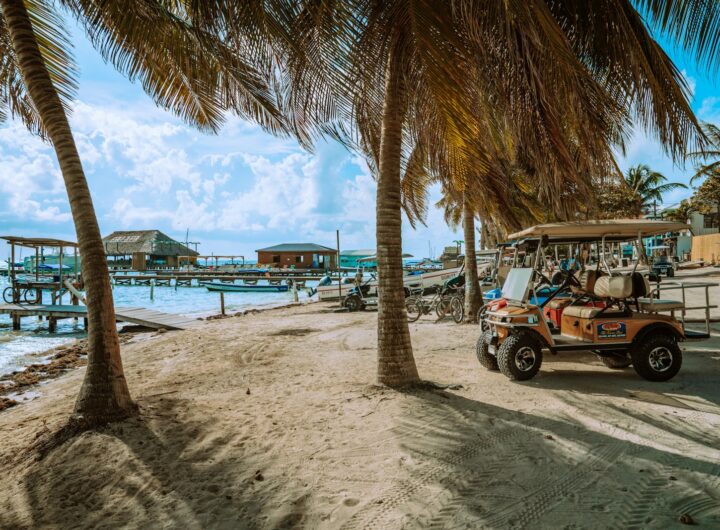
[535,272,554,288]
[552,269,582,289]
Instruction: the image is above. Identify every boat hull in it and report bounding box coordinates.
[202,282,289,293]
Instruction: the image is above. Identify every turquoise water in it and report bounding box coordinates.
[0,275,317,376]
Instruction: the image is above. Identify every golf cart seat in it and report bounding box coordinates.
[563,276,633,319]
[571,269,601,294]
[563,305,604,318]
[637,298,685,312]
[592,275,633,299]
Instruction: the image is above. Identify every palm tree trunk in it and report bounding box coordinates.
[1,0,136,423]
[462,195,481,323]
[375,48,419,387]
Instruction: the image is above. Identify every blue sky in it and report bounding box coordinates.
[1,20,718,263]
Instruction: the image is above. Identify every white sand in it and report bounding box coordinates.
[0,295,719,529]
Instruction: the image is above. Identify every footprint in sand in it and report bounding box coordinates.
[343,498,360,507]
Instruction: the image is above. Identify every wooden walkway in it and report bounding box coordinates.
[0,304,203,331]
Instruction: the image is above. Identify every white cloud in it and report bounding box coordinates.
[698,97,720,122]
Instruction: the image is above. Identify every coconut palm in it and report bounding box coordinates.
[188,1,720,387]
[690,123,720,181]
[0,0,285,424]
[665,200,697,224]
[343,1,717,386]
[624,165,688,217]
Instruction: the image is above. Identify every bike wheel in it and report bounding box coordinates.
[450,297,464,323]
[2,286,14,304]
[406,298,422,322]
[23,288,39,304]
[435,297,450,319]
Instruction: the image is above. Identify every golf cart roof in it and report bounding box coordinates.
[508,219,689,242]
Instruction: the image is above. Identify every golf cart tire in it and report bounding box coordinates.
[599,354,633,369]
[476,330,499,371]
[497,331,543,381]
[667,268,674,277]
[631,334,682,382]
[345,294,362,312]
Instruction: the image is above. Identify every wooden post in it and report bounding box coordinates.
[48,317,56,333]
[58,245,63,304]
[336,229,341,302]
[292,280,299,303]
[220,292,225,315]
[10,241,16,302]
[12,313,20,330]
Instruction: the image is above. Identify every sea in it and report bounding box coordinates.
[0,275,319,376]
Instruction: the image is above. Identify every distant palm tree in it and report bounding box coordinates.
[624,165,688,217]
[689,123,720,185]
[664,200,697,224]
[0,0,285,425]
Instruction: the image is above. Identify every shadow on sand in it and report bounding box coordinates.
[340,380,720,529]
[0,396,308,529]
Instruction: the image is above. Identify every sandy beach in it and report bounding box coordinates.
[0,294,719,529]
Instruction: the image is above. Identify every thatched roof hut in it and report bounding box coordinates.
[103,230,198,270]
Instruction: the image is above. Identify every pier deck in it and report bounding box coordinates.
[0,304,203,331]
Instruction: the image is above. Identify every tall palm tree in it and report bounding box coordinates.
[343,1,716,386]
[194,1,720,387]
[689,123,720,185]
[624,164,688,217]
[435,187,483,324]
[665,199,696,224]
[0,0,286,424]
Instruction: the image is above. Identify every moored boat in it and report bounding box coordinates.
[202,281,289,293]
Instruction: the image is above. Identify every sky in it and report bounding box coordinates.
[1,17,719,263]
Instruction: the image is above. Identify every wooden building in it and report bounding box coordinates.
[103,230,198,270]
[256,243,337,269]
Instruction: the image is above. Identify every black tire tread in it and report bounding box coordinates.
[496,331,543,381]
[476,330,499,371]
[631,334,682,382]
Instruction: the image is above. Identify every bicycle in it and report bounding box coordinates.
[2,284,39,304]
[409,285,464,323]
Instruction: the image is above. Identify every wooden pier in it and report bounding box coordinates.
[110,273,339,287]
[0,304,203,331]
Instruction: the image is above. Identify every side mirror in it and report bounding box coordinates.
[647,273,661,283]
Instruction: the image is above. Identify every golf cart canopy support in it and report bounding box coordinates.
[508,219,689,243]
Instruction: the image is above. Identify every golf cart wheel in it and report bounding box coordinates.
[599,354,632,369]
[2,286,14,304]
[450,297,464,323]
[667,268,674,277]
[497,331,543,381]
[631,334,682,382]
[476,330,499,371]
[406,298,421,322]
[345,294,362,312]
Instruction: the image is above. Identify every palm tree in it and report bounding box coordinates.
[0,0,285,424]
[204,1,720,387]
[689,123,720,185]
[624,165,688,218]
[435,188,483,324]
[664,200,697,224]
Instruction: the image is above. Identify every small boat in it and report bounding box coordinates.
[202,281,289,293]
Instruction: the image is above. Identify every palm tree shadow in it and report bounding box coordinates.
[342,386,720,529]
[0,396,276,529]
